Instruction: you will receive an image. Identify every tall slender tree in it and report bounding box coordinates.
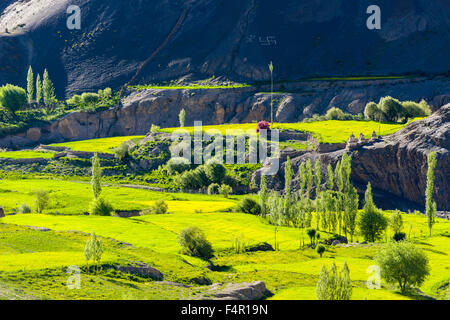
[91,153,102,200]
[259,174,269,216]
[27,66,34,103]
[314,159,322,196]
[326,164,334,190]
[298,162,306,199]
[35,74,42,104]
[305,159,313,199]
[425,151,437,236]
[43,69,56,106]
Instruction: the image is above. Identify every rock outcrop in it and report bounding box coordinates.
[207,281,271,300]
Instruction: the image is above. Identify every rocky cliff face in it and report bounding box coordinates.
[1,77,448,149]
[0,0,449,97]
[255,104,450,211]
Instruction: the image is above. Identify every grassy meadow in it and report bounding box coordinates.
[0,117,448,301]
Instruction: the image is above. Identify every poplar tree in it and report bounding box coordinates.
[425,152,437,236]
[305,159,313,199]
[35,74,42,104]
[259,174,269,216]
[326,164,334,190]
[91,153,102,199]
[298,162,306,199]
[43,69,56,106]
[314,159,322,196]
[27,66,34,103]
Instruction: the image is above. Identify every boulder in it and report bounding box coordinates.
[209,281,272,300]
[116,263,163,280]
[0,208,4,218]
[246,242,274,252]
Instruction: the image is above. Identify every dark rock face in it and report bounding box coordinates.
[351,104,449,210]
[0,0,449,97]
[116,263,163,280]
[255,104,450,211]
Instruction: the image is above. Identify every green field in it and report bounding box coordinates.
[1,200,449,300]
[0,116,448,301]
[0,150,54,159]
[161,120,415,143]
[49,136,145,154]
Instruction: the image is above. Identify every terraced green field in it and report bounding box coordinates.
[49,136,145,154]
[0,150,54,159]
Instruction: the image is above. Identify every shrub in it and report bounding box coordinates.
[376,241,430,293]
[402,101,428,119]
[205,160,226,183]
[207,183,220,195]
[18,203,31,214]
[114,142,130,161]
[236,197,261,215]
[0,84,27,114]
[358,183,388,242]
[364,102,381,120]
[35,190,50,213]
[150,124,161,133]
[167,157,191,175]
[67,94,82,106]
[393,232,406,242]
[378,96,403,122]
[389,210,403,234]
[89,197,114,216]
[326,107,345,120]
[81,92,100,105]
[177,226,214,260]
[218,184,233,198]
[140,200,168,215]
[316,244,326,258]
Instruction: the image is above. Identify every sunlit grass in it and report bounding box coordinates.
[49,136,145,154]
[0,150,54,159]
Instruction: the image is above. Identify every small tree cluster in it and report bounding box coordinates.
[364,96,431,122]
[84,231,103,273]
[316,262,352,300]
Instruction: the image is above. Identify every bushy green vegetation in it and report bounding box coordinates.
[364,97,431,122]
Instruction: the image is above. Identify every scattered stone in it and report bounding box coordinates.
[246,242,274,252]
[208,281,272,300]
[116,262,163,280]
[191,277,212,285]
[332,240,341,246]
[25,226,51,231]
[115,210,141,218]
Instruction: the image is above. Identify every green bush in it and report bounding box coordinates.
[207,183,220,195]
[81,92,100,105]
[236,197,261,215]
[177,165,210,190]
[402,101,430,119]
[393,232,406,242]
[18,203,32,214]
[378,96,403,122]
[35,190,50,213]
[364,102,382,120]
[205,160,226,183]
[326,107,345,120]
[376,241,430,293]
[166,157,191,175]
[177,226,214,260]
[218,184,233,198]
[114,142,130,161]
[89,197,114,216]
[316,244,326,258]
[140,200,168,215]
[67,94,82,106]
[0,84,27,114]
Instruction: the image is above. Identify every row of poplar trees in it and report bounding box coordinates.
[26,66,56,106]
[259,153,359,242]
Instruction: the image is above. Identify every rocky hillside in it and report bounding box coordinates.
[256,104,449,211]
[0,0,449,97]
